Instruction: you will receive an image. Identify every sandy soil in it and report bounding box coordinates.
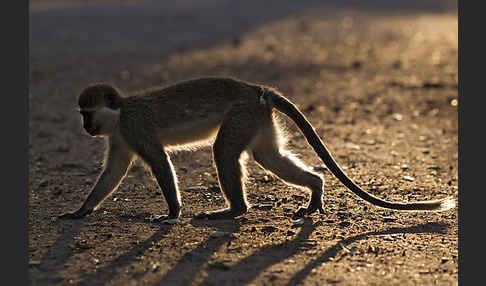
[29,1,458,285]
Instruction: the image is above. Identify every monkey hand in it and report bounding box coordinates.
[58,208,92,220]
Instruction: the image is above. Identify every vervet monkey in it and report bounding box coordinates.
[59,77,455,220]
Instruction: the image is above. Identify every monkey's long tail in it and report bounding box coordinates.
[267,89,455,211]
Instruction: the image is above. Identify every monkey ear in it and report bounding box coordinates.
[104,93,121,110]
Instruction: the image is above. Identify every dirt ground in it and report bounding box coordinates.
[29,1,458,285]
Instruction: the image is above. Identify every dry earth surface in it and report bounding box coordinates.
[29,1,458,285]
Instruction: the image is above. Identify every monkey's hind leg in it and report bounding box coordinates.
[250,121,325,218]
[194,104,264,220]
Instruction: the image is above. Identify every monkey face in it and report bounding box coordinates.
[78,83,123,137]
[79,107,120,137]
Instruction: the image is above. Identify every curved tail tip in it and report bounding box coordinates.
[438,197,456,211]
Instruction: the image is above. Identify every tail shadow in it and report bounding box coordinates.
[285,221,450,286]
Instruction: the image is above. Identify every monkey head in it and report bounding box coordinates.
[78,83,123,137]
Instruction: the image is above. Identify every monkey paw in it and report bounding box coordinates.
[58,212,86,220]
[58,208,92,220]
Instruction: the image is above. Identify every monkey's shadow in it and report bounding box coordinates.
[154,220,449,286]
[56,217,448,286]
[154,217,318,286]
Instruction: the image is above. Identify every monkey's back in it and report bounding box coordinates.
[118,77,263,146]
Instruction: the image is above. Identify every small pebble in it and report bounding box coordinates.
[403,176,415,182]
[210,231,229,238]
[292,218,305,226]
[161,218,186,225]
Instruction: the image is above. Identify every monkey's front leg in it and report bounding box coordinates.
[144,151,182,220]
[59,138,134,219]
[58,168,125,219]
